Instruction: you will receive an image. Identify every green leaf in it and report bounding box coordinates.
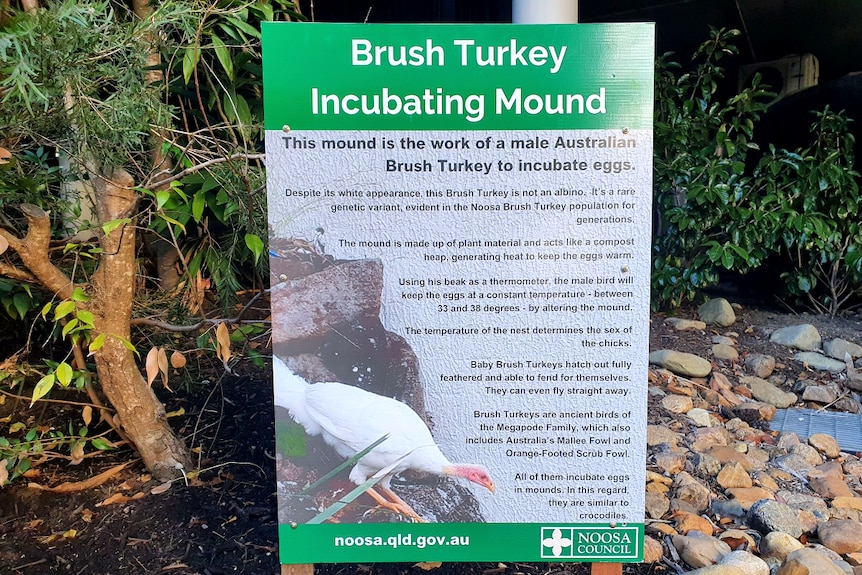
[12,292,30,320]
[61,318,79,339]
[210,34,234,80]
[54,300,76,321]
[88,333,106,354]
[182,44,202,85]
[192,190,207,223]
[90,437,114,451]
[30,374,56,406]
[71,287,91,302]
[245,234,264,264]
[102,218,131,236]
[155,189,171,210]
[55,362,73,387]
[76,309,95,328]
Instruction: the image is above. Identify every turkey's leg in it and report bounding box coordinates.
[365,487,425,522]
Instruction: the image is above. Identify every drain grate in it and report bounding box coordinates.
[770,408,862,454]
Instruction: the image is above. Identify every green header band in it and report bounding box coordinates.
[262,23,654,131]
[278,523,645,563]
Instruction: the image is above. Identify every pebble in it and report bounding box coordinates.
[714,343,740,361]
[809,433,842,458]
[646,307,862,575]
[699,298,737,327]
[770,324,822,351]
[794,351,846,373]
[740,376,797,408]
[748,499,806,538]
[666,317,708,331]
[745,353,776,378]
[650,349,713,377]
[717,462,753,489]
[760,531,805,562]
[719,550,770,575]
[672,533,732,568]
[777,547,847,575]
[817,519,862,554]
[662,393,694,414]
[823,338,862,360]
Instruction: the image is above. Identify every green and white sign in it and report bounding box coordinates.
[263,23,653,564]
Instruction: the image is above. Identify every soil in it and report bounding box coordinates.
[1,304,860,575]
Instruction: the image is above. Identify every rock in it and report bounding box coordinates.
[810,475,856,499]
[794,352,846,372]
[833,497,862,512]
[271,259,383,344]
[675,510,715,535]
[712,498,746,519]
[717,462,754,489]
[666,317,708,331]
[643,535,664,563]
[733,402,777,423]
[662,393,694,414]
[745,354,776,378]
[675,471,712,511]
[686,566,746,575]
[740,376,797,408]
[672,533,732,568]
[727,487,775,510]
[719,550,770,575]
[824,338,862,360]
[818,519,862,554]
[650,349,713,377]
[802,385,839,404]
[646,491,670,519]
[792,443,826,466]
[708,446,754,470]
[760,531,805,562]
[770,324,822,351]
[714,344,740,361]
[719,529,757,550]
[809,433,842,459]
[654,451,687,475]
[748,499,806,538]
[713,335,737,346]
[699,298,737,327]
[777,548,847,575]
[647,424,681,446]
[688,407,716,427]
[691,426,732,451]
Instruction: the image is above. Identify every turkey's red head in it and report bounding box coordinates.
[449,464,496,493]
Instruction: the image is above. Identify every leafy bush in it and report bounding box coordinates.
[652,28,862,315]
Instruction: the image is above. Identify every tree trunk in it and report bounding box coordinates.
[90,169,191,480]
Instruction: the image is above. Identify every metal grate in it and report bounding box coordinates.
[770,408,862,454]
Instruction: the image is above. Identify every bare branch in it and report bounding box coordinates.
[1,206,77,299]
[145,152,266,190]
[131,289,268,331]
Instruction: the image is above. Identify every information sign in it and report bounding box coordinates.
[263,22,654,564]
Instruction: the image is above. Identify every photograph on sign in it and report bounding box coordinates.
[263,22,654,563]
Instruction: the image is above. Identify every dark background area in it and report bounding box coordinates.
[297,0,862,81]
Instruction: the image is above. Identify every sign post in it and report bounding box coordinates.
[263,22,654,567]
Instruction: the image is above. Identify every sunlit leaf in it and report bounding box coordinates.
[88,333,106,355]
[54,300,75,321]
[55,362,73,388]
[31,374,56,406]
[182,44,201,85]
[101,218,131,236]
[165,407,185,418]
[90,437,114,451]
[82,405,93,427]
[245,234,264,264]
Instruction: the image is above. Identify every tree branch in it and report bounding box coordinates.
[145,153,266,190]
[0,206,77,299]
[130,289,268,331]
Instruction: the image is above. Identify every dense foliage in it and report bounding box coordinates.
[652,28,862,315]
